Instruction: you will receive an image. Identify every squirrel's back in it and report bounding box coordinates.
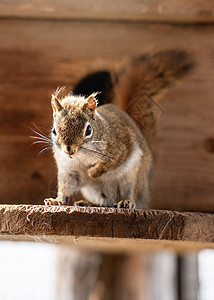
[97,103,148,147]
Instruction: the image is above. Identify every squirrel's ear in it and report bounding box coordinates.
[85,93,98,112]
[51,95,63,113]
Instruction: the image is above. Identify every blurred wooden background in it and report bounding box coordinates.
[0,1,214,213]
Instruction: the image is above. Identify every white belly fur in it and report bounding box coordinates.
[54,145,143,205]
[82,146,143,205]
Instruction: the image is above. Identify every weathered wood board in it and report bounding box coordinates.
[0,1,214,23]
[0,205,213,253]
[0,19,214,212]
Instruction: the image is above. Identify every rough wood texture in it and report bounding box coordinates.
[0,19,214,212]
[0,0,214,23]
[0,205,213,252]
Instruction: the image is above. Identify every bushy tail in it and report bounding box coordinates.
[112,50,193,150]
[113,50,193,109]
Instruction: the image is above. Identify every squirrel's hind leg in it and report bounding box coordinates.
[74,200,100,207]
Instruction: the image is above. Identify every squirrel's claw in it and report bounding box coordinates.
[113,200,135,209]
[44,198,63,206]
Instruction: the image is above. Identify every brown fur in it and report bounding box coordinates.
[113,50,193,150]
[44,50,193,208]
[45,93,152,208]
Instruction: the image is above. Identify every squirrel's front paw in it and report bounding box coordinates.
[113,200,135,209]
[87,167,102,179]
[44,198,63,206]
[87,162,104,179]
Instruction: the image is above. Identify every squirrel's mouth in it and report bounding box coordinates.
[67,152,76,159]
[65,152,76,159]
[62,144,79,159]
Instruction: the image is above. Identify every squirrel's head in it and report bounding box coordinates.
[51,89,98,158]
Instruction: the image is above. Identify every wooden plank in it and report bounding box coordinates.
[0,205,213,253]
[0,19,214,212]
[0,1,214,24]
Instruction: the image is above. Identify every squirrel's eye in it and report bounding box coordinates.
[85,124,92,137]
[52,128,57,135]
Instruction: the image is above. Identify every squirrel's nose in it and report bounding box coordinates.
[66,145,76,156]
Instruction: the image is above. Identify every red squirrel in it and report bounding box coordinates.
[43,50,192,208]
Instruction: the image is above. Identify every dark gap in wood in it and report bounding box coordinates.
[0,16,214,26]
[177,256,182,300]
[73,71,113,106]
[204,138,214,153]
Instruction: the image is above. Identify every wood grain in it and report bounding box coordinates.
[0,205,213,253]
[0,0,214,23]
[0,19,214,211]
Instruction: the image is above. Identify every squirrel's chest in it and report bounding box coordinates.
[54,147,93,173]
[54,145,143,206]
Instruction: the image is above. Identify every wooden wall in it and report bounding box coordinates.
[0,3,214,212]
[0,0,214,23]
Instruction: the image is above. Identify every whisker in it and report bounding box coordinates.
[30,136,51,143]
[31,123,50,135]
[30,129,50,141]
[38,146,52,157]
[31,123,53,165]
[30,124,52,153]
[80,149,95,161]
[30,123,51,139]
[90,141,105,144]
[81,147,116,161]
[91,141,106,143]
[30,135,47,140]
[31,140,50,145]
[81,150,101,163]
